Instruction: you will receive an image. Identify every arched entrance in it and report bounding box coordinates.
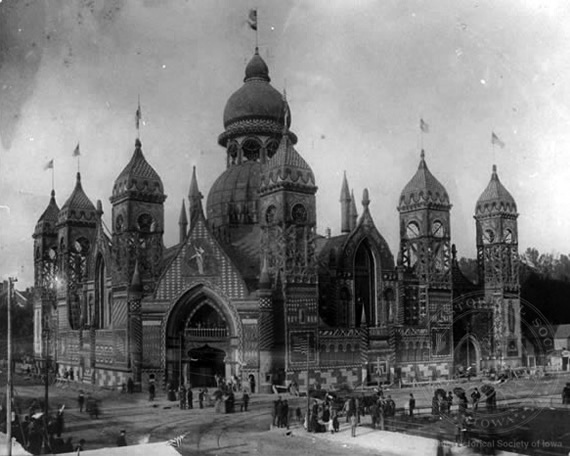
[165,285,236,389]
[354,240,376,326]
[454,336,481,375]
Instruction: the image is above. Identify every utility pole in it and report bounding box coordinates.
[6,277,17,456]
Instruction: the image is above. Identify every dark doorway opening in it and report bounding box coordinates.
[189,345,225,387]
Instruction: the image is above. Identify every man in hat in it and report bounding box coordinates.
[116,430,127,447]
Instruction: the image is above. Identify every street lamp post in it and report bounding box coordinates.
[6,277,17,456]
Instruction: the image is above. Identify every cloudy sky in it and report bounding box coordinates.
[1,0,569,288]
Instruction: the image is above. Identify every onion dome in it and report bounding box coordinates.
[259,135,316,194]
[475,165,517,216]
[34,190,59,236]
[206,160,261,228]
[110,139,165,204]
[218,48,296,147]
[57,173,97,226]
[398,150,450,211]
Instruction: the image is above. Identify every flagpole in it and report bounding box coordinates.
[51,163,55,192]
[256,8,259,49]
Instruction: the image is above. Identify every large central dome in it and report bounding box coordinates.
[218,48,295,146]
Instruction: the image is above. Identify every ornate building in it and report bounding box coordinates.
[33,48,522,391]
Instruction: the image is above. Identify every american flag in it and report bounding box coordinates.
[167,432,188,448]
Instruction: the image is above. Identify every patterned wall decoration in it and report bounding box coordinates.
[142,323,162,367]
[155,217,248,302]
[241,322,259,367]
[112,298,128,328]
[58,331,80,362]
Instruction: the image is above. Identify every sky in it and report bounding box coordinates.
[0,0,569,289]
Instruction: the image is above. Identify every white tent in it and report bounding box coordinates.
[0,432,32,455]
[58,441,182,456]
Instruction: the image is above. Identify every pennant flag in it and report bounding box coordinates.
[247,8,257,30]
[167,432,188,448]
[44,159,54,170]
[420,118,429,133]
[73,143,81,156]
[491,132,505,148]
[135,103,142,130]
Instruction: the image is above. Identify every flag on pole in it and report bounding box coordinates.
[491,132,505,148]
[247,8,257,30]
[420,118,429,133]
[135,103,142,130]
[167,432,188,448]
[44,159,54,170]
[72,143,81,156]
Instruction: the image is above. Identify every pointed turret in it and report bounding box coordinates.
[340,171,351,233]
[34,190,59,236]
[475,164,517,216]
[58,173,97,226]
[178,200,188,243]
[188,166,204,228]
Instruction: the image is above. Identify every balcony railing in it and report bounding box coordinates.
[185,327,228,339]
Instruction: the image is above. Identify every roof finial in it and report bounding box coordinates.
[492,164,497,174]
[362,188,370,208]
[420,149,425,160]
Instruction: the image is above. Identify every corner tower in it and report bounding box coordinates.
[397,150,453,380]
[474,164,521,366]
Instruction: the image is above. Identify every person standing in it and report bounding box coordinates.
[198,389,205,409]
[471,388,481,411]
[179,384,187,409]
[409,393,416,418]
[78,391,85,413]
[350,412,358,437]
[242,390,249,412]
[127,377,134,394]
[282,400,289,429]
[116,430,127,447]
[187,387,193,409]
[149,382,156,402]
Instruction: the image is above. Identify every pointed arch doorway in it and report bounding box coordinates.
[165,285,237,389]
[454,336,481,375]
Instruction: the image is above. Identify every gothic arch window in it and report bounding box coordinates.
[339,287,350,327]
[384,288,395,324]
[291,203,307,224]
[95,254,107,329]
[354,240,376,327]
[431,220,445,238]
[227,141,239,165]
[265,205,277,225]
[298,308,306,323]
[137,213,154,233]
[483,228,495,244]
[266,138,279,159]
[406,221,421,239]
[241,138,261,162]
[503,229,514,244]
[115,214,124,233]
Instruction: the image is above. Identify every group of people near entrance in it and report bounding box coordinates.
[304,396,340,435]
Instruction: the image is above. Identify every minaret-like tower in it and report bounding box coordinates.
[33,190,60,357]
[340,172,351,233]
[128,261,144,387]
[397,150,453,370]
[110,138,166,292]
[474,164,521,366]
[188,165,203,232]
[257,257,274,393]
[57,172,98,329]
[259,102,319,381]
[178,200,188,244]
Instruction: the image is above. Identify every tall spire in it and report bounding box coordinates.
[178,199,188,244]
[188,166,203,227]
[349,190,358,231]
[340,171,351,233]
[128,260,143,299]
